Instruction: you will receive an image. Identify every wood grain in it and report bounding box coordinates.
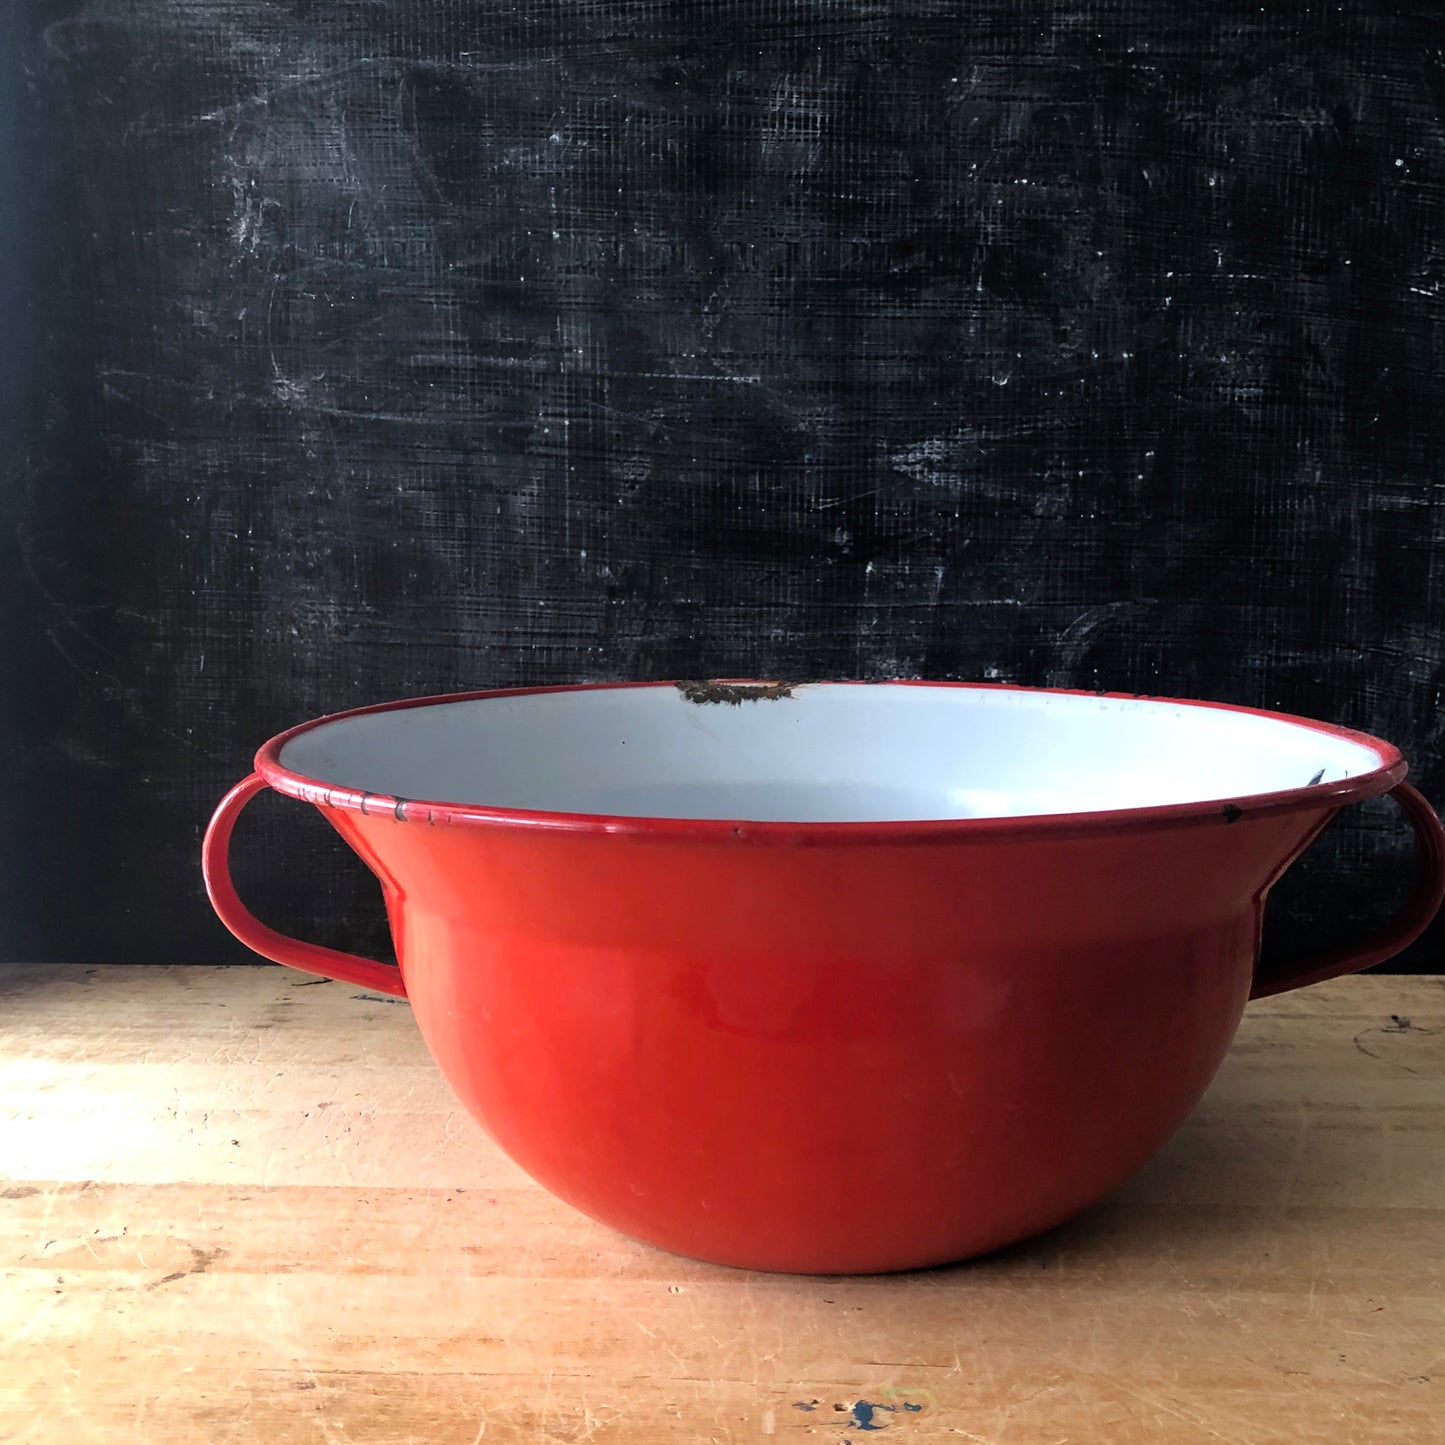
[2,965,1442,1443]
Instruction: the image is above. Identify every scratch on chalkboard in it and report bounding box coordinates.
[8,1,1445,968]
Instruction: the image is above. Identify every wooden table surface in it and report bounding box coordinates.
[1,965,1441,1444]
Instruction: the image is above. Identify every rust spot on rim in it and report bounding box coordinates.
[675,680,798,705]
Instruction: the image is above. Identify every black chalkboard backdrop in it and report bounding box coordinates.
[2,2,1442,970]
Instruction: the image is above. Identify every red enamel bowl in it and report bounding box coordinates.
[203,681,1444,1273]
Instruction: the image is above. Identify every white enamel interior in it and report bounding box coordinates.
[275,685,1386,823]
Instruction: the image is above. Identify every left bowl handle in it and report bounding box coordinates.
[202,773,409,999]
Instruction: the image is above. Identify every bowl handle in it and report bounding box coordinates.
[202,773,409,999]
[1250,782,1445,1000]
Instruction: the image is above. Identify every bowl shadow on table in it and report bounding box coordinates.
[909,1106,1441,1284]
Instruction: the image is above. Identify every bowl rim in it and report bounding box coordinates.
[253,679,1407,846]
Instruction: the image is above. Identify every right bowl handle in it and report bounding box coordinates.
[1250,782,1445,1000]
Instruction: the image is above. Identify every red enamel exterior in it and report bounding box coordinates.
[202,682,1445,1273]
